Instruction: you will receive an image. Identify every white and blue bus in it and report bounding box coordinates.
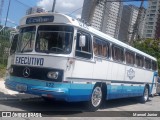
[5,13,158,111]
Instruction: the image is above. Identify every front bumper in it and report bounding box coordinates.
[5,76,92,102]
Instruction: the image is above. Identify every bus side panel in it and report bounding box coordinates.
[93,58,109,80]
[110,62,125,81]
[107,84,123,99]
[68,83,93,102]
[71,60,93,79]
[124,67,146,97]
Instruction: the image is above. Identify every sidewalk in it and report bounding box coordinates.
[0,78,40,101]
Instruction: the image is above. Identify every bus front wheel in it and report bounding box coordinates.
[86,85,103,111]
[140,86,149,103]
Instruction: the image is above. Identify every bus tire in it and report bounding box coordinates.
[140,86,149,103]
[86,84,103,111]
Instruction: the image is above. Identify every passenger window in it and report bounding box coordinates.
[112,45,124,62]
[75,31,92,59]
[136,55,144,67]
[145,58,151,69]
[152,61,157,70]
[93,37,109,58]
[126,51,135,65]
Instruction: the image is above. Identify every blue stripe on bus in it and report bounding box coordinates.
[5,76,93,102]
[5,76,153,102]
[107,85,144,100]
[150,72,158,94]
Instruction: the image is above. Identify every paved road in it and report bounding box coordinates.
[0,95,160,120]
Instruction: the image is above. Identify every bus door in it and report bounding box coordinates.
[7,33,19,69]
[71,30,94,80]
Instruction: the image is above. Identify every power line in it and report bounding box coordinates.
[69,7,82,16]
[14,0,31,8]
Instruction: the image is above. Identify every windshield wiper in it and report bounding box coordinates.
[21,34,32,53]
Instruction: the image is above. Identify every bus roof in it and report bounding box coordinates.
[19,12,157,61]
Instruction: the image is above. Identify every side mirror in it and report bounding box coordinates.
[79,35,86,47]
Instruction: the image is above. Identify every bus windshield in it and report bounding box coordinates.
[35,25,74,54]
[17,26,36,53]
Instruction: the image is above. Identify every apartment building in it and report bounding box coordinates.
[143,0,160,39]
[81,0,123,39]
[118,5,139,43]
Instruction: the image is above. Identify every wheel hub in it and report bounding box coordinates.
[91,87,102,107]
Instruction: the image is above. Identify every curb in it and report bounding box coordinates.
[0,96,42,101]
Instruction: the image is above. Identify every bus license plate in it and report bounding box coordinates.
[16,84,27,92]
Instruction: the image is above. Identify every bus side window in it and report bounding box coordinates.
[136,55,144,67]
[126,50,135,65]
[145,58,151,69]
[75,31,92,59]
[152,61,157,71]
[93,37,109,58]
[10,34,19,55]
[112,45,124,62]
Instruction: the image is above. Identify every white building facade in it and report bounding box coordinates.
[81,0,123,39]
[143,0,160,39]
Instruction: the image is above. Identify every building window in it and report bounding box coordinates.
[148,26,153,29]
[146,34,152,37]
[147,30,152,33]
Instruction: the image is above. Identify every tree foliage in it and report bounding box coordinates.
[0,27,11,65]
[133,39,160,75]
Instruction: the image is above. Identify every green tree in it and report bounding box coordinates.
[0,27,11,78]
[133,39,160,75]
[0,27,11,60]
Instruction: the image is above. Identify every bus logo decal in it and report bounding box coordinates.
[127,68,135,80]
[23,67,30,78]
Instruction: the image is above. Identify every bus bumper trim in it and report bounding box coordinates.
[31,88,65,93]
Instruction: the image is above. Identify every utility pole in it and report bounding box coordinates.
[0,0,4,25]
[5,0,11,27]
[130,0,144,44]
[52,0,56,12]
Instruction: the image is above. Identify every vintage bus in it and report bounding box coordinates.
[5,13,158,111]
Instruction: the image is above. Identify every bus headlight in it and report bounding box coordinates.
[47,72,59,79]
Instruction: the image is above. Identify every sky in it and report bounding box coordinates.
[1,0,148,28]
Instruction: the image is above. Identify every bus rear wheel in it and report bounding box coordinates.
[86,85,103,111]
[140,86,149,103]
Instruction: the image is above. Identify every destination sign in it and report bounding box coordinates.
[26,16,54,24]
[15,56,44,66]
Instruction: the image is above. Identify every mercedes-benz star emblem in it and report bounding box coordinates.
[23,67,30,77]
